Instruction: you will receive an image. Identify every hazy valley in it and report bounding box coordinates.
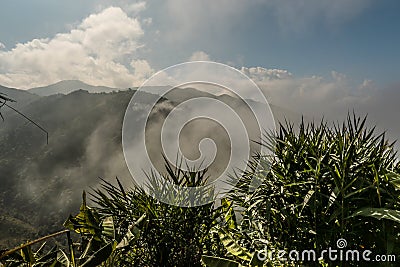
[0,80,299,248]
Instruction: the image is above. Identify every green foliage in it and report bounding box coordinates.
[88,167,226,266]
[202,196,267,267]
[230,115,400,266]
[53,159,226,267]
[0,243,70,267]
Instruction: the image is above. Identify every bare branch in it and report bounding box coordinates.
[0,93,49,144]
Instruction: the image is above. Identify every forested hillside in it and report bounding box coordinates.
[0,85,295,248]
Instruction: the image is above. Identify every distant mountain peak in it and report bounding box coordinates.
[52,79,89,86]
[28,80,122,96]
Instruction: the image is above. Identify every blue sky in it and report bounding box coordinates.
[0,0,399,88]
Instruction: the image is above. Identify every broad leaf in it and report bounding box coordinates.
[349,208,400,223]
[218,228,252,262]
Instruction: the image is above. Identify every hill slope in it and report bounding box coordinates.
[0,86,299,248]
[0,85,40,108]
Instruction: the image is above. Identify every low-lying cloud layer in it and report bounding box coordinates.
[242,66,400,149]
[245,67,369,116]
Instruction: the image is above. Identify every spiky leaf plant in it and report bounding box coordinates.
[88,161,226,267]
[230,115,400,266]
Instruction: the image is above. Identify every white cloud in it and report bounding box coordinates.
[0,42,5,50]
[0,6,153,89]
[130,59,154,80]
[241,67,292,81]
[359,79,374,91]
[236,67,375,121]
[189,51,211,61]
[331,70,347,82]
[142,17,153,26]
[95,1,147,16]
[245,67,400,152]
[124,1,147,15]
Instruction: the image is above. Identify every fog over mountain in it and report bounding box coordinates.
[0,88,133,247]
[1,76,399,248]
[0,81,300,248]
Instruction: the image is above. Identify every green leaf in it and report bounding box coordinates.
[101,216,115,239]
[116,229,134,249]
[388,172,400,188]
[348,208,400,223]
[222,198,237,230]
[218,228,252,262]
[344,185,372,199]
[64,191,102,240]
[80,242,113,267]
[201,255,240,267]
[55,250,70,267]
[325,186,339,212]
[299,189,315,216]
[116,213,146,249]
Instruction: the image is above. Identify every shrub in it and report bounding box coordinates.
[230,115,400,266]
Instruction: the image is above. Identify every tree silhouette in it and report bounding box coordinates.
[0,92,48,144]
[0,92,16,121]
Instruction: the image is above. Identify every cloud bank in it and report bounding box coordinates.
[242,67,369,115]
[189,51,211,61]
[241,67,400,149]
[0,6,153,89]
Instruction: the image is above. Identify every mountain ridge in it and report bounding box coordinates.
[27,80,123,96]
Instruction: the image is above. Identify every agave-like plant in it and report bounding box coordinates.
[228,115,400,266]
[84,160,226,267]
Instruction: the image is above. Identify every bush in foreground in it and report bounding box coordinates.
[228,115,400,266]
